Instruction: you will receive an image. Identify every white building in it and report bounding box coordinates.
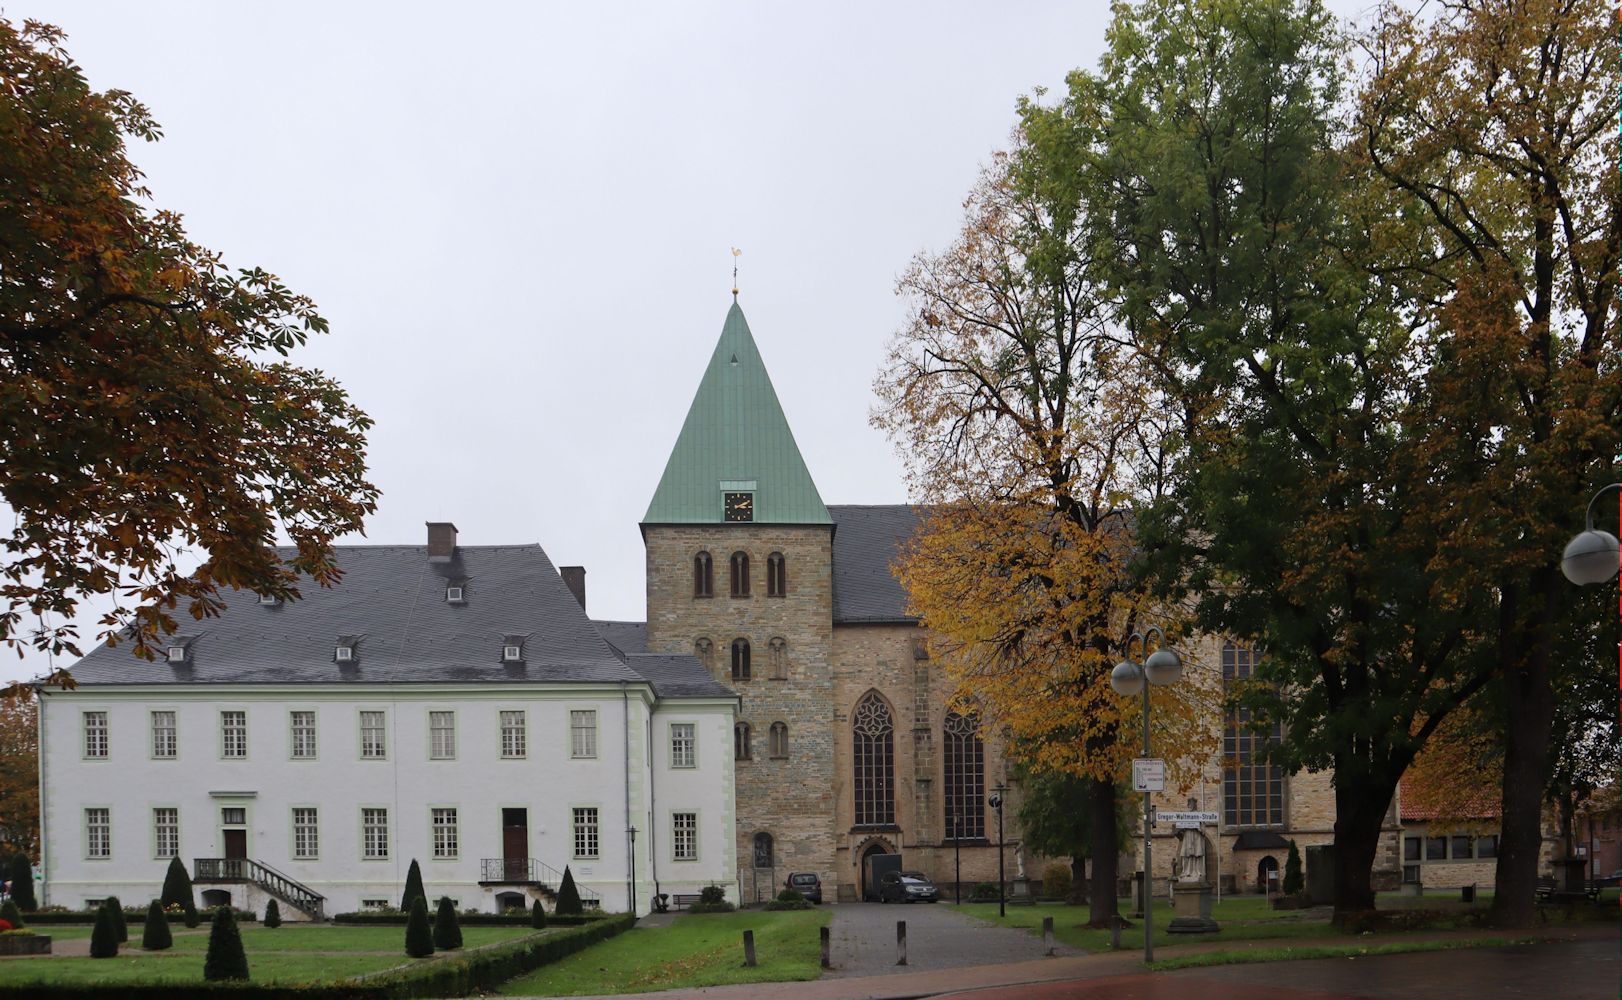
[37,524,737,917]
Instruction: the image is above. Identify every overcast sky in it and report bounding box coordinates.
[8,0,1374,684]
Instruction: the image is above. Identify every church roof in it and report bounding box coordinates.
[66,545,647,687]
[643,301,831,525]
[829,505,921,624]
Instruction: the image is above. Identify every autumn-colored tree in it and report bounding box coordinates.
[0,18,377,695]
[1353,0,1619,928]
[876,118,1212,926]
[0,701,37,859]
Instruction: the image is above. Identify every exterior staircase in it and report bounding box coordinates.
[193,858,326,920]
[478,857,602,907]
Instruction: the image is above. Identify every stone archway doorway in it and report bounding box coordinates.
[860,841,894,902]
[1257,855,1280,893]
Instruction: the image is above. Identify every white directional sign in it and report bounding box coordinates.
[1131,757,1165,792]
[1157,810,1219,826]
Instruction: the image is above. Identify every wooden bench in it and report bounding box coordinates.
[670,893,706,909]
[1536,876,1602,902]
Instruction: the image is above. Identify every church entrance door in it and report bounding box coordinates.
[502,808,528,881]
[860,842,894,902]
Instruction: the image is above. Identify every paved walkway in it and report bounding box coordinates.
[514,922,1614,1000]
[826,902,1077,977]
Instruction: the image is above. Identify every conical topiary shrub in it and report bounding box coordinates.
[530,899,547,929]
[400,858,426,913]
[183,899,200,928]
[7,855,35,912]
[555,866,583,916]
[142,899,172,951]
[90,900,119,958]
[432,896,462,950]
[203,906,249,981]
[105,894,128,942]
[264,900,281,928]
[0,898,23,928]
[160,857,194,910]
[1283,839,1304,896]
[404,896,434,958]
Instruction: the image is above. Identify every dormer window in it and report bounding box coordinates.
[503,645,522,662]
[258,594,280,606]
[165,636,195,663]
[446,586,465,604]
[166,645,187,663]
[335,645,354,662]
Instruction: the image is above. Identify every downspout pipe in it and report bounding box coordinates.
[622,683,634,914]
[33,683,46,908]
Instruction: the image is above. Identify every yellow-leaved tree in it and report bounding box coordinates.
[873,126,1214,925]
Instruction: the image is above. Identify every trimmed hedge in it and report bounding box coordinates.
[2,913,637,998]
[332,910,604,926]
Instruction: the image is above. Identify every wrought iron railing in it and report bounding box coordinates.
[479,857,600,906]
[193,858,325,919]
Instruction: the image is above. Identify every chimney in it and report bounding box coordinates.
[426,522,458,562]
[560,566,586,611]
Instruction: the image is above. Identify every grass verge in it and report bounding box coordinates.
[1147,935,1538,971]
[497,909,831,996]
[952,898,1338,953]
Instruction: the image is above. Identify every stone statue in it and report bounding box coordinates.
[1015,843,1026,880]
[1175,829,1207,885]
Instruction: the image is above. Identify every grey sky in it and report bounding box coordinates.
[8,0,1373,684]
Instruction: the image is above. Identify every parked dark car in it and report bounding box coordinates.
[786,872,823,903]
[879,871,939,903]
[1597,870,1622,889]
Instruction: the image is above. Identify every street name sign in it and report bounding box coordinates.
[1157,810,1219,825]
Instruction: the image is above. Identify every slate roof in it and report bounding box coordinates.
[625,655,735,699]
[643,301,832,525]
[68,545,648,687]
[593,620,648,658]
[829,505,922,625]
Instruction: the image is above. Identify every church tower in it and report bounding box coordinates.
[642,301,837,901]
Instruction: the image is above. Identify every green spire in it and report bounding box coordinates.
[644,302,831,525]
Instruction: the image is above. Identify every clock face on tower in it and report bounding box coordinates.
[724,492,754,522]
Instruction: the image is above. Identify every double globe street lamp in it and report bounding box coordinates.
[1562,483,1621,585]
[1110,625,1182,965]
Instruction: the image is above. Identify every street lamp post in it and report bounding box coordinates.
[989,785,1007,917]
[1562,484,1621,585]
[1110,626,1183,966]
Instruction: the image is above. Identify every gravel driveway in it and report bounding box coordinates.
[826,902,1077,978]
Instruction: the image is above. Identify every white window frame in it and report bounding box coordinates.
[431,806,459,859]
[166,646,186,663]
[670,723,696,769]
[220,710,248,759]
[292,807,319,860]
[428,710,457,760]
[672,811,698,861]
[85,807,111,859]
[570,710,598,759]
[289,710,317,759]
[83,711,108,759]
[502,644,523,662]
[572,806,599,859]
[446,586,465,603]
[359,710,387,759]
[153,806,179,859]
[335,645,354,662]
[361,806,390,860]
[150,710,176,759]
[499,710,527,759]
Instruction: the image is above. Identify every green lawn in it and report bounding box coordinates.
[952,896,1337,953]
[498,910,831,996]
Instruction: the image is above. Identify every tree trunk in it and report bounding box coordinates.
[1489,572,1558,930]
[1086,778,1119,924]
[1330,772,1395,917]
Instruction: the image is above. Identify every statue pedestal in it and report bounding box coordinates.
[1167,882,1219,934]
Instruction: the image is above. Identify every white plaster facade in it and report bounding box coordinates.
[39,683,735,916]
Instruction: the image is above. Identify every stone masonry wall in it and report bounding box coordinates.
[644,525,837,904]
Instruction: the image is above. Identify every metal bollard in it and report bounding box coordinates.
[1109,914,1123,950]
[1042,915,1054,956]
[896,919,907,966]
[743,929,756,967]
[820,925,832,969]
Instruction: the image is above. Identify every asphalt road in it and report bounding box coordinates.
[826,901,1078,977]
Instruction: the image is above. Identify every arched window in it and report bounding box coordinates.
[694,637,713,669]
[753,832,774,868]
[730,551,750,597]
[943,710,985,840]
[693,552,713,598]
[768,637,787,680]
[767,552,787,597]
[734,722,752,760]
[769,721,788,758]
[852,692,895,826]
[1223,642,1282,826]
[731,638,751,680]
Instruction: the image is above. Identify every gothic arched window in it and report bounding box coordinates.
[730,551,750,597]
[735,722,752,760]
[852,692,895,827]
[731,638,751,681]
[768,637,787,680]
[693,552,713,598]
[943,710,985,840]
[769,721,788,758]
[767,552,787,597]
[753,831,774,868]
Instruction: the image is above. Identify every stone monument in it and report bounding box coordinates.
[1167,829,1220,934]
